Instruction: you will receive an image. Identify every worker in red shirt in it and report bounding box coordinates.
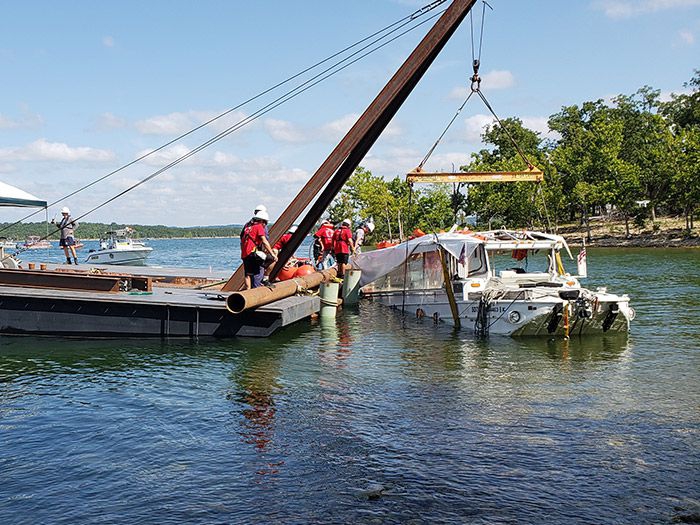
[332,219,355,279]
[240,210,276,289]
[313,219,335,269]
[273,225,297,254]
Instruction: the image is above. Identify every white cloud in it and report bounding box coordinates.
[96,112,126,130]
[263,118,307,143]
[659,87,693,102]
[134,110,250,136]
[464,114,495,142]
[0,111,43,130]
[678,29,695,44]
[322,113,359,139]
[0,139,114,162]
[482,70,515,90]
[449,70,515,100]
[521,116,552,137]
[135,144,193,166]
[320,113,402,142]
[102,36,115,48]
[420,152,473,173]
[592,0,700,18]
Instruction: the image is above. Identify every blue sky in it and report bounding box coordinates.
[1,0,698,226]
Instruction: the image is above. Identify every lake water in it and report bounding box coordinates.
[2,242,699,524]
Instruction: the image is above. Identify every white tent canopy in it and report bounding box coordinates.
[0,181,47,208]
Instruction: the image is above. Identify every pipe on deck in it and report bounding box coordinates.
[226,268,337,314]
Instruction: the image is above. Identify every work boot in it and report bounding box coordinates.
[66,258,72,265]
[73,258,79,265]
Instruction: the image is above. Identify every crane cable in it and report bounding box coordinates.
[3,6,447,263]
[417,0,535,171]
[0,0,449,238]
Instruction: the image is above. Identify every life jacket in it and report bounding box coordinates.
[273,232,292,251]
[314,224,334,250]
[333,226,352,254]
[241,222,265,258]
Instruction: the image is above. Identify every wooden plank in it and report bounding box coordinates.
[0,268,122,292]
[406,170,544,183]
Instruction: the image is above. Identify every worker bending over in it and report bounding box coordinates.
[240,210,276,289]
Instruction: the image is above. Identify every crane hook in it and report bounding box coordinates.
[470,58,481,92]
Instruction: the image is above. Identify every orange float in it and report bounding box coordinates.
[412,228,426,237]
[276,265,297,281]
[294,264,315,278]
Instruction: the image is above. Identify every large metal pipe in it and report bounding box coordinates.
[226,268,337,314]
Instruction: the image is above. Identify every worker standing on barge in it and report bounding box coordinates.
[52,207,79,265]
[313,219,334,270]
[333,219,355,280]
[240,210,276,289]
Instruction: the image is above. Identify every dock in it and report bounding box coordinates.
[0,264,320,338]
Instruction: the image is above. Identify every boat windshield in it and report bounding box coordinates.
[488,248,559,277]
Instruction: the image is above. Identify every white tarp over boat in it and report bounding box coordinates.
[352,233,480,287]
[0,181,46,207]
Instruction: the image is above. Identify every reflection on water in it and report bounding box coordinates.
[227,346,284,479]
[0,248,699,524]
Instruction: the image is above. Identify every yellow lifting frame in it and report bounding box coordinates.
[406,165,543,184]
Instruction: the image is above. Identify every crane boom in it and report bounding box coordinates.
[224,0,478,290]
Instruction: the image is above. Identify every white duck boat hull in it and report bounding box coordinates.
[369,289,632,336]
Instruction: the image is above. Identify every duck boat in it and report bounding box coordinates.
[85,228,152,265]
[353,229,634,336]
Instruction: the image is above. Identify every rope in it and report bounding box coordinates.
[418,90,475,169]
[476,90,534,169]
[538,184,553,232]
[0,1,448,237]
[401,183,414,315]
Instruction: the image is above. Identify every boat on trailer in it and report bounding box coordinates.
[353,229,634,336]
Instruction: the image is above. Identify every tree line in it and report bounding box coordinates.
[0,222,242,241]
[328,72,700,241]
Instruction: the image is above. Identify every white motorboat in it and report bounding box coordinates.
[0,237,18,250]
[85,228,152,265]
[353,229,634,337]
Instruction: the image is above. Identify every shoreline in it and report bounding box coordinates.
[559,233,700,248]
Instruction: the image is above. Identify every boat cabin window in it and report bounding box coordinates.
[369,250,445,292]
[489,248,559,277]
[460,244,488,279]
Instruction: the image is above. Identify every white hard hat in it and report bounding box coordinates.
[254,210,269,222]
[342,219,351,226]
[366,222,375,232]
[288,225,298,233]
[254,204,267,213]
[61,207,70,214]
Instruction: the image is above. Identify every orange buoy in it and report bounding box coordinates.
[277,265,297,281]
[294,264,315,278]
[412,228,426,237]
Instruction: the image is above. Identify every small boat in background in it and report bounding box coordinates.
[20,236,52,250]
[85,228,152,265]
[0,237,18,250]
